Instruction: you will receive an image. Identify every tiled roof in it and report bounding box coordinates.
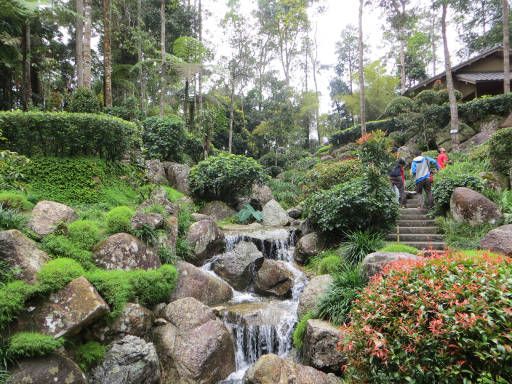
[457,72,511,83]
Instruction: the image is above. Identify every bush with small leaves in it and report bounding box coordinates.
[142,116,186,162]
[42,235,94,269]
[384,96,415,117]
[37,258,85,293]
[488,127,512,175]
[66,87,101,113]
[105,206,134,234]
[67,220,102,250]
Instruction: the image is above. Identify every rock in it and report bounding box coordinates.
[262,199,290,227]
[0,229,49,284]
[320,155,335,162]
[131,212,165,230]
[287,207,302,219]
[191,213,213,222]
[158,215,178,254]
[28,200,77,237]
[170,261,233,306]
[17,276,109,338]
[298,275,333,318]
[90,335,160,384]
[93,233,160,270]
[302,319,346,374]
[111,303,154,338]
[298,218,314,236]
[480,171,509,191]
[139,186,178,215]
[7,354,87,384]
[250,184,274,209]
[163,162,190,194]
[186,220,225,265]
[254,259,294,298]
[200,200,236,221]
[244,354,339,384]
[152,303,167,318]
[212,241,264,290]
[145,159,167,184]
[480,224,512,256]
[294,232,325,264]
[362,252,422,279]
[450,187,502,226]
[153,298,235,384]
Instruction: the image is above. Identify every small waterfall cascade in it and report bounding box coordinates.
[214,226,307,383]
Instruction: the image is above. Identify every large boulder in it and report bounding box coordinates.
[131,212,165,231]
[450,187,502,226]
[186,220,225,265]
[93,233,160,270]
[0,229,49,284]
[480,224,512,256]
[212,241,264,290]
[111,303,154,339]
[28,200,77,237]
[170,261,233,306]
[297,275,333,318]
[200,200,236,221]
[157,215,179,255]
[362,252,422,279]
[302,319,346,374]
[90,335,160,384]
[294,232,325,264]
[163,162,190,194]
[251,184,274,209]
[153,297,235,384]
[16,276,109,338]
[262,200,290,227]
[244,354,339,384]
[254,259,294,298]
[287,206,302,220]
[7,354,87,384]
[145,159,167,184]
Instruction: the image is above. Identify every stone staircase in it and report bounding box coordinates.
[387,194,446,250]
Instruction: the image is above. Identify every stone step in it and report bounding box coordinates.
[386,233,444,242]
[405,202,422,208]
[399,213,429,220]
[399,208,428,214]
[399,241,446,250]
[397,219,437,227]
[392,226,439,234]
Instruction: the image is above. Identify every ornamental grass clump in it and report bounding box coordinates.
[341,251,512,383]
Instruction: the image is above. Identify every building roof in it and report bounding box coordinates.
[456,72,510,83]
[406,46,506,94]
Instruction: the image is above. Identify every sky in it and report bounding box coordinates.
[202,0,461,114]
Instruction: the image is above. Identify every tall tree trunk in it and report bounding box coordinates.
[160,0,166,117]
[358,0,366,136]
[399,39,406,93]
[310,25,320,145]
[76,0,84,87]
[504,0,510,94]
[228,81,235,153]
[184,79,189,127]
[198,0,203,114]
[82,0,92,89]
[137,0,146,113]
[103,0,112,107]
[22,19,32,110]
[441,3,460,150]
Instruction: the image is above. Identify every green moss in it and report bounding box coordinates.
[379,243,419,254]
[292,312,314,350]
[75,341,106,371]
[141,203,166,215]
[163,186,185,202]
[67,220,102,250]
[42,235,95,269]
[0,281,37,329]
[37,258,85,293]
[105,206,134,234]
[0,191,32,211]
[7,332,63,358]
[307,250,344,275]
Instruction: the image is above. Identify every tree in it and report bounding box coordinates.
[103,0,112,107]
[358,0,366,135]
[160,0,166,117]
[76,0,84,87]
[504,0,510,93]
[82,0,92,89]
[335,25,359,94]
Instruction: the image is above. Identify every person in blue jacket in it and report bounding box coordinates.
[411,150,439,209]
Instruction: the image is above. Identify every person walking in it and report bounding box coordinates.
[437,147,449,169]
[411,150,439,209]
[389,158,407,207]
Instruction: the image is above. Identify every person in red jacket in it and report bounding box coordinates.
[437,148,449,169]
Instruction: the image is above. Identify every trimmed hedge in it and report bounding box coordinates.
[0,111,138,160]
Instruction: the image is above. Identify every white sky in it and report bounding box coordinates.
[202,0,461,113]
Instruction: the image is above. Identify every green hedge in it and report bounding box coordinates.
[0,111,138,160]
[330,118,409,146]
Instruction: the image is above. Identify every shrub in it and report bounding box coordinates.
[432,173,484,214]
[268,170,307,209]
[0,111,137,160]
[305,175,399,236]
[384,96,414,117]
[189,153,267,202]
[0,281,37,329]
[306,250,344,275]
[75,341,106,371]
[342,252,512,383]
[305,159,362,192]
[67,220,102,250]
[66,87,101,113]
[0,205,26,230]
[437,88,463,103]
[488,127,512,175]
[7,332,63,359]
[316,264,366,325]
[356,130,394,173]
[0,150,30,190]
[105,206,134,234]
[142,116,186,162]
[37,258,85,293]
[379,243,418,254]
[292,312,315,350]
[42,235,94,269]
[414,89,440,107]
[340,231,384,265]
[0,191,32,210]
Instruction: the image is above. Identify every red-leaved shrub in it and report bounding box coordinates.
[340,251,512,383]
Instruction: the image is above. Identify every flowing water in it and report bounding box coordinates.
[201,227,307,383]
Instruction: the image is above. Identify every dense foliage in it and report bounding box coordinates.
[488,127,512,175]
[66,88,102,113]
[305,159,362,192]
[142,116,186,162]
[0,111,138,160]
[342,252,512,383]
